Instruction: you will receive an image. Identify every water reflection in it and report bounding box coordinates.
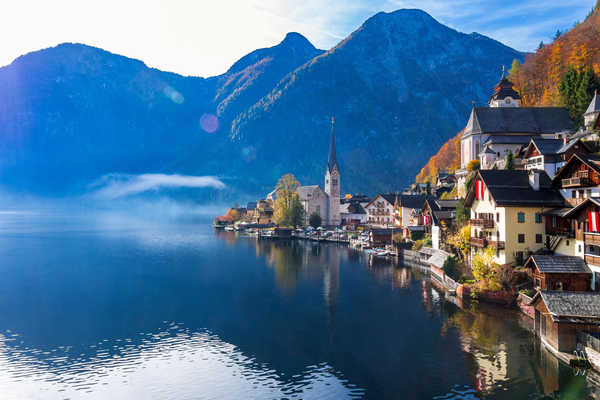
[0,219,597,399]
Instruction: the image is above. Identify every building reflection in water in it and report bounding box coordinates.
[215,232,600,398]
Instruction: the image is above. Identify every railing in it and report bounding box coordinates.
[561,177,591,187]
[470,237,505,249]
[546,228,575,238]
[471,218,495,228]
[585,232,600,246]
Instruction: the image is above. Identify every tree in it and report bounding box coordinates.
[447,224,470,263]
[472,247,501,291]
[443,256,461,281]
[466,159,480,172]
[554,29,562,41]
[455,198,469,227]
[559,66,600,128]
[226,208,240,221]
[309,212,322,228]
[504,150,514,170]
[274,174,304,226]
[538,41,545,51]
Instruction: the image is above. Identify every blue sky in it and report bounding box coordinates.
[1,0,596,77]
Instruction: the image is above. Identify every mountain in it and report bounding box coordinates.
[0,9,523,199]
[230,9,523,193]
[417,3,600,184]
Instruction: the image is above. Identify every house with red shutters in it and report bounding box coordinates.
[465,169,564,266]
[420,198,458,250]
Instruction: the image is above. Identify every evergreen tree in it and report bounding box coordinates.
[554,29,562,40]
[538,41,545,50]
[309,212,322,228]
[559,66,600,128]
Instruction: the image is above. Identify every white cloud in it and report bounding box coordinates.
[91,173,226,199]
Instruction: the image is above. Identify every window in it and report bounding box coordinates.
[587,189,592,198]
[579,244,583,253]
[496,213,500,222]
[535,278,541,288]
[516,251,524,265]
[572,190,577,198]
[518,212,525,223]
[535,213,542,223]
[518,234,525,243]
[552,216,557,228]
[536,234,543,243]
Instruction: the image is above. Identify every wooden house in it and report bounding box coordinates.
[524,255,592,292]
[369,228,396,246]
[522,138,590,178]
[552,153,600,206]
[531,291,600,352]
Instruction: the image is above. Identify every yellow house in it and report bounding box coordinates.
[464,170,564,266]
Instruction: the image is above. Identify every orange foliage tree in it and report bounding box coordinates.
[415,130,462,183]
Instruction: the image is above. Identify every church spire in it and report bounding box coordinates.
[327,116,338,173]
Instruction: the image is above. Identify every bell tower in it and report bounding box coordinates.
[325,116,341,226]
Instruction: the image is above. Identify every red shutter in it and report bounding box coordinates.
[476,180,484,200]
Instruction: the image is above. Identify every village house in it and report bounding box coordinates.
[365,194,397,227]
[552,153,600,206]
[524,255,592,292]
[340,201,367,227]
[531,291,600,353]
[420,198,458,250]
[251,199,274,224]
[522,137,590,178]
[369,228,396,246]
[297,117,341,226]
[465,169,564,266]
[456,69,573,196]
[396,194,427,227]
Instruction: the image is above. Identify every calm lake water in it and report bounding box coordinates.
[0,211,598,399]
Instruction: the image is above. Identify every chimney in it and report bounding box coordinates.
[563,136,568,145]
[529,170,540,191]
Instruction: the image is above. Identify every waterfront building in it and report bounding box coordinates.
[456,69,573,195]
[531,291,600,353]
[297,117,341,226]
[251,199,274,224]
[522,137,590,178]
[464,169,564,266]
[339,201,367,226]
[420,198,458,250]
[396,194,427,227]
[365,194,397,227]
[524,255,592,292]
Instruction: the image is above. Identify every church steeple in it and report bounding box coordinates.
[327,116,338,173]
[489,65,521,108]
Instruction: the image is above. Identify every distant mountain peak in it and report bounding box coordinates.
[280,32,315,49]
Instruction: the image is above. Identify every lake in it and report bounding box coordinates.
[0,211,597,399]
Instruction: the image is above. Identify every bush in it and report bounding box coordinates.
[411,230,425,241]
[443,256,461,281]
[466,159,480,172]
[412,235,432,251]
[309,212,322,228]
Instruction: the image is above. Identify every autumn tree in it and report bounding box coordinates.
[466,159,480,172]
[274,174,305,227]
[472,247,501,291]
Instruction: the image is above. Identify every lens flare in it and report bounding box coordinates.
[199,114,219,133]
[241,146,256,162]
[163,86,184,104]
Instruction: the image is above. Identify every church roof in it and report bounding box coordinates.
[585,91,600,116]
[327,117,339,173]
[298,185,324,200]
[463,107,573,137]
[489,69,521,102]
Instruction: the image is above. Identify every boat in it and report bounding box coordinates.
[224,226,235,232]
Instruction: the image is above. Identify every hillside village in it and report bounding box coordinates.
[215,64,600,369]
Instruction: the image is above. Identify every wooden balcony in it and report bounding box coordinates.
[561,177,591,188]
[470,237,505,249]
[547,228,575,238]
[585,233,600,246]
[471,218,495,228]
[585,254,600,267]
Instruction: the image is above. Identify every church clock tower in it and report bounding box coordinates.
[325,117,341,226]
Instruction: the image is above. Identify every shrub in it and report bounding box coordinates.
[443,256,461,281]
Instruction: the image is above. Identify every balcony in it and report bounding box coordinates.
[470,237,505,249]
[561,177,591,188]
[471,218,495,228]
[585,232,600,246]
[585,254,600,267]
[547,228,575,238]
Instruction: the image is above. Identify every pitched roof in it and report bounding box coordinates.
[463,107,573,137]
[427,249,450,269]
[398,194,427,209]
[532,291,600,322]
[340,202,366,215]
[585,91,600,116]
[436,199,458,209]
[553,153,600,183]
[526,255,590,274]
[483,135,533,145]
[465,170,564,207]
[563,197,600,218]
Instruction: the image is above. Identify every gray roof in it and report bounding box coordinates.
[527,255,590,274]
[586,91,600,116]
[427,249,450,269]
[398,194,427,209]
[340,202,366,215]
[542,207,572,217]
[534,291,600,321]
[466,170,564,207]
[463,107,573,137]
[435,199,459,210]
[483,135,535,145]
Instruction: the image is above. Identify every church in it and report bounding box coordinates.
[297,118,341,226]
[456,68,574,195]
